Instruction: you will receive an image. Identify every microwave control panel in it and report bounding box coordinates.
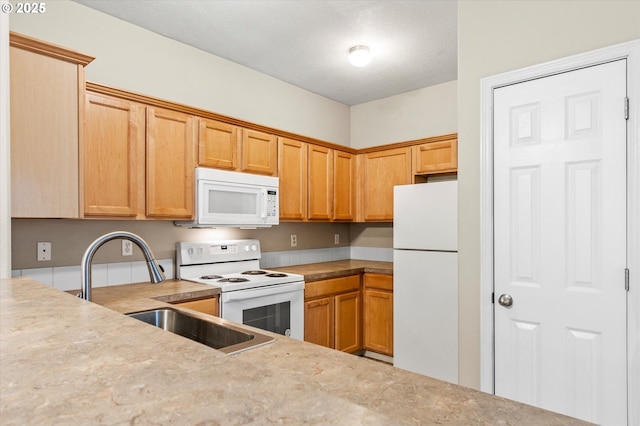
[267,190,278,217]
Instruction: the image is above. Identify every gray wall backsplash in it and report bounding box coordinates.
[11,219,359,269]
[11,219,393,291]
[11,246,392,293]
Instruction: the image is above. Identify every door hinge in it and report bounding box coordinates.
[624,97,629,120]
[625,268,630,291]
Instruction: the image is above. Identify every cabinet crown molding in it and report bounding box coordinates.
[10,32,94,66]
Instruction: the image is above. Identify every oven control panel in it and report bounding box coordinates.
[177,240,261,266]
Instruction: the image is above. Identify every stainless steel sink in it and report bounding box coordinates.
[126,308,274,355]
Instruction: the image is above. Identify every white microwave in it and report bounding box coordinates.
[175,168,279,228]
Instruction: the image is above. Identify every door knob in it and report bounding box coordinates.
[498,294,513,307]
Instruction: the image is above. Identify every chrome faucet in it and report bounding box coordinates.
[79,231,166,301]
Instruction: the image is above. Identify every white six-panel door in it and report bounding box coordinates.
[493,60,627,425]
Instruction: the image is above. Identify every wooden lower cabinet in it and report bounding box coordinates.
[335,291,362,353]
[304,297,332,347]
[304,275,362,353]
[363,273,394,356]
[173,296,219,317]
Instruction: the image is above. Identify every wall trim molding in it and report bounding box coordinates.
[1,16,10,278]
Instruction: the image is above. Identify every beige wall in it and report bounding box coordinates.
[457,0,640,389]
[350,80,457,149]
[9,1,350,146]
[349,223,393,248]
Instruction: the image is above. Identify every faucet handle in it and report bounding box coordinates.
[147,259,166,284]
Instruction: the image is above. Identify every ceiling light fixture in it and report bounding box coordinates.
[348,45,371,67]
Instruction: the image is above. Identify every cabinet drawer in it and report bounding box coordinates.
[364,273,393,291]
[305,275,360,299]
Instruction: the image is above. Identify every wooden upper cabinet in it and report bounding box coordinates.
[146,107,196,218]
[359,147,412,221]
[333,150,355,221]
[84,93,144,217]
[278,140,355,222]
[198,118,238,170]
[412,137,458,175]
[278,137,308,220]
[9,32,93,218]
[307,144,333,220]
[240,129,277,175]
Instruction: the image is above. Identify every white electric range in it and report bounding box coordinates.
[176,240,305,340]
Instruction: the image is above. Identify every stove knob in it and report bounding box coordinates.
[251,244,257,251]
[244,245,249,252]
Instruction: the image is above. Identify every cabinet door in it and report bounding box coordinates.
[335,291,362,353]
[240,129,277,175]
[360,147,411,221]
[278,138,307,220]
[146,107,196,218]
[174,297,219,317]
[363,289,393,356]
[10,38,89,218]
[84,93,145,217]
[198,118,238,170]
[412,138,457,174]
[304,297,333,348]
[308,144,333,220]
[333,150,355,221]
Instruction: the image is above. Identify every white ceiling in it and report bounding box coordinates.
[73,0,458,106]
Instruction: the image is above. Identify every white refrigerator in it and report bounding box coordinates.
[393,180,458,384]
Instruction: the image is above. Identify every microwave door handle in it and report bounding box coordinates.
[260,188,267,218]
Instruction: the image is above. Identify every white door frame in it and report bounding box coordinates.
[480,39,640,424]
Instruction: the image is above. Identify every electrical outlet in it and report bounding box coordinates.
[37,242,51,261]
[334,234,340,245]
[122,240,133,256]
[290,234,297,247]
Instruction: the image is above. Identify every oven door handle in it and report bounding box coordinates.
[221,281,305,302]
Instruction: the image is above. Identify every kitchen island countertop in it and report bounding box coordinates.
[1,277,589,425]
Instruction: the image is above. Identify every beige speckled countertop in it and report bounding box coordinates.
[1,277,589,425]
[81,279,221,314]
